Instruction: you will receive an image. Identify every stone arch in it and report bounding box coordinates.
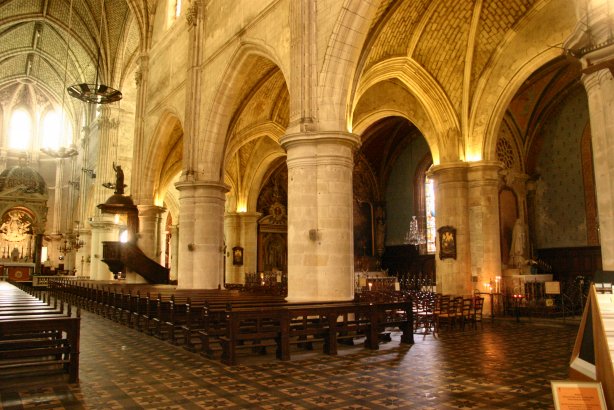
[317,0,381,131]
[223,122,286,213]
[468,0,577,162]
[143,110,184,205]
[198,40,288,182]
[353,57,462,163]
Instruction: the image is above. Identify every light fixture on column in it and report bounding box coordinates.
[404,215,426,247]
[67,0,122,104]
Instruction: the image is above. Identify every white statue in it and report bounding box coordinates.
[509,218,527,267]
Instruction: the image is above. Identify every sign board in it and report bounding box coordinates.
[551,381,606,410]
[545,281,561,295]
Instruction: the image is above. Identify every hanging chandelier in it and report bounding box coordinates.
[404,215,426,246]
[67,0,122,104]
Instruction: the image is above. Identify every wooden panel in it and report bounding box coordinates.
[537,246,602,281]
[6,266,31,281]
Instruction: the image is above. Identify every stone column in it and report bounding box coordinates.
[224,212,261,284]
[94,107,120,214]
[137,205,167,264]
[175,181,227,289]
[88,216,119,281]
[429,162,472,296]
[583,70,614,270]
[565,1,614,270]
[75,229,91,277]
[51,158,65,234]
[467,161,503,289]
[170,224,179,281]
[280,132,359,301]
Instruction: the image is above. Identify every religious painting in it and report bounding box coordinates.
[438,225,456,260]
[232,246,243,266]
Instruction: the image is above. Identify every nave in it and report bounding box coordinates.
[0,305,577,410]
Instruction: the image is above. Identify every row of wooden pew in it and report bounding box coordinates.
[48,279,414,365]
[0,281,80,383]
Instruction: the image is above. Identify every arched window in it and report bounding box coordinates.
[175,0,182,18]
[424,176,436,253]
[8,108,32,150]
[41,110,63,149]
[167,0,182,28]
[414,153,435,254]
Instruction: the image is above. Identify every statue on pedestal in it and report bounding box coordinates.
[113,162,126,195]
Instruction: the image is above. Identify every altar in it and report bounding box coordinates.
[2,262,35,282]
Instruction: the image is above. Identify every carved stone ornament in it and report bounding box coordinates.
[185,1,199,27]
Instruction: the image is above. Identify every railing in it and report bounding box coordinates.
[32,275,90,288]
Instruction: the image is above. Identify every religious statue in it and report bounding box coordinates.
[509,218,527,267]
[113,162,126,195]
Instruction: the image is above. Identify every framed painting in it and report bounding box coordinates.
[438,225,456,260]
[232,246,243,266]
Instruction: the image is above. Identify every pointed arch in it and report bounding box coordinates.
[197,40,288,182]
[354,57,462,164]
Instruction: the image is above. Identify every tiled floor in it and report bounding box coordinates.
[0,306,578,409]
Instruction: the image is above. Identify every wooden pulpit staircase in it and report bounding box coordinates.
[101,241,169,284]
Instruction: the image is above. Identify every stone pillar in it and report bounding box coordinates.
[583,70,614,270]
[175,181,227,289]
[137,205,167,264]
[565,1,614,270]
[224,212,261,284]
[170,224,179,281]
[51,158,65,234]
[88,216,119,281]
[94,107,120,214]
[280,132,359,301]
[429,162,472,296]
[75,229,91,277]
[467,161,503,289]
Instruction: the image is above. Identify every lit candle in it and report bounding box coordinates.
[368,282,372,291]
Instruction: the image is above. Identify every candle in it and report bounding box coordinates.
[368,282,372,291]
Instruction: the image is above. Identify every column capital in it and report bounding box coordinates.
[428,161,468,182]
[467,160,504,183]
[174,180,229,195]
[280,131,361,151]
[137,204,167,217]
[225,212,262,222]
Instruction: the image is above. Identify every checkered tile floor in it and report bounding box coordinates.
[0,308,578,409]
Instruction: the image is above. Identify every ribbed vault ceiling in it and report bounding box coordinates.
[0,0,139,111]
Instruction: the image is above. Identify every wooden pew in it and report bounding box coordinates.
[219,305,288,365]
[215,300,414,365]
[0,282,81,383]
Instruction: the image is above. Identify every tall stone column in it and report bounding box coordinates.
[280,132,359,301]
[51,158,65,234]
[429,163,472,296]
[467,161,503,301]
[224,212,261,284]
[582,70,614,269]
[175,181,227,289]
[170,224,179,281]
[88,217,119,281]
[93,107,120,214]
[564,1,614,270]
[137,205,167,264]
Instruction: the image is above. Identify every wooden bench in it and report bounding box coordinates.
[215,300,414,365]
[219,305,288,365]
[0,282,81,383]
